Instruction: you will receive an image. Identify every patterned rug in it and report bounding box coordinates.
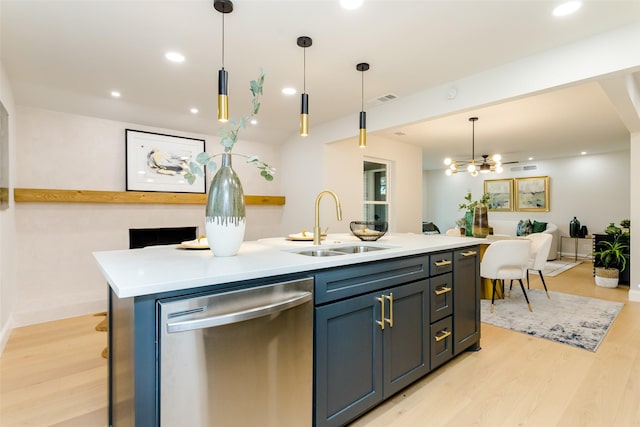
[543,259,582,277]
[481,289,623,352]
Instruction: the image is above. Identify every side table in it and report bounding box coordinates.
[560,235,593,262]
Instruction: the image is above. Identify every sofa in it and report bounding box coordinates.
[489,219,558,260]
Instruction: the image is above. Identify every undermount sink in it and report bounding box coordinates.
[294,249,346,257]
[333,245,387,254]
[290,244,391,257]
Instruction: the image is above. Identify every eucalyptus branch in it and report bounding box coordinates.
[183,69,274,185]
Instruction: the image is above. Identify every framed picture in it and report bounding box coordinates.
[126,129,206,193]
[484,178,513,211]
[0,101,8,210]
[515,176,550,212]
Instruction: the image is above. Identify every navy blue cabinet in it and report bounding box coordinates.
[453,248,481,355]
[314,248,481,427]
[314,255,430,427]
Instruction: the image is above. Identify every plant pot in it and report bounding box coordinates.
[205,153,246,256]
[595,267,619,288]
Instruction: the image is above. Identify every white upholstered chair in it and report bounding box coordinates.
[524,233,553,298]
[445,228,461,236]
[480,239,532,312]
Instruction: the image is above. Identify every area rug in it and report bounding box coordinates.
[481,289,623,352]
[543,259,582,276]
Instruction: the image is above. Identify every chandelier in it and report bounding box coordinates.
[444,117,503,176]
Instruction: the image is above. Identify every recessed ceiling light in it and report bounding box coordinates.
[190,108,199,114]
[165,51,185,63]
[111,91,121,98]
[250,119,258,125]
[581,151,587,155]
[528,157,534,161]
[341,0,364,10]
[553,1,582,17]
[282,87,296,95]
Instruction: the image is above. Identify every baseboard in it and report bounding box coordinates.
[629,288,640,302]
[12,298,107,328]
[0,314,15,356]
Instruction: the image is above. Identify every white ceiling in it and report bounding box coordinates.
[2,0,639,170]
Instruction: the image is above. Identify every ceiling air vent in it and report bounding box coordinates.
[510,164,537,172]
[370,93,399,106]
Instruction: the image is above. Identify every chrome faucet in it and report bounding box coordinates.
[314,190,342,245]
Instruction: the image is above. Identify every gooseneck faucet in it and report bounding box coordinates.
[314,190,342,245]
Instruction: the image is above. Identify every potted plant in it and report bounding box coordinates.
[593,232,628,288]
[455,218,467,236]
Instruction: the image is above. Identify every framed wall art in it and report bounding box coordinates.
[125,129,206,193]
[484,178,513,211]
[0,101,8,210]
[515,176,550,212]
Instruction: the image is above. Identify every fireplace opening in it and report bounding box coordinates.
[129,227,197,249]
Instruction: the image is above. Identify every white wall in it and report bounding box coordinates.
[13,107,283,326]
[0,62,17,353]
[279,133,423,238]
[323,135,423,235]
[630,132,640,301]
[425,150,630,256]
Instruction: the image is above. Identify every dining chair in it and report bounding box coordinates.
[445,228,461,236]
[480,239,532,312]
[524,233,553,298]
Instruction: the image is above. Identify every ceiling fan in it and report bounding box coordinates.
[444,117,518,176]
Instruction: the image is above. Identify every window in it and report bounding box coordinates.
[363,160,389,223]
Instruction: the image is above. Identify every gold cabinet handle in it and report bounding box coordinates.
[461,250,477,257]
[384,293,393,328]
[434,286,452,296]
[376,296,385,330]
[434,329,452,342]
[434,260,452,267]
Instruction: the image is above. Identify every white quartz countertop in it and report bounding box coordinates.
[93,233,483,298]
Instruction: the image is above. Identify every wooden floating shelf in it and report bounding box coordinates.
[14,188,285,206]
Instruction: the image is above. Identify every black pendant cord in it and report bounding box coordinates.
[360,71,364,112]
[221,12,225,70]
[469,117,478,163]
[303,46,306,94]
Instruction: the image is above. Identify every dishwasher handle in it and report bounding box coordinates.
[166,291,312,333]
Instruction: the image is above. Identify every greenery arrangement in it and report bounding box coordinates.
[184,69,276,185]
[593,236,628,272]
[458,191,490,212]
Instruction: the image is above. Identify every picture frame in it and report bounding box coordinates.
[0,101,8,210]
[126,129,206,193]
[484,178,513,211]
[515,176,550,212]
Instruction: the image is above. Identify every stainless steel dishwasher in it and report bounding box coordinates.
[158,277,313,427]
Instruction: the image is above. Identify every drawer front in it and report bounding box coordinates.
[314,255,429,305]
[429,252,453,276]
[430,273,453,323]
[430,316,453,369]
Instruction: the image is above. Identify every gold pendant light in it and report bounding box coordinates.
[297,36,312,136]
[214,0,233,122]
[357,62,370,148]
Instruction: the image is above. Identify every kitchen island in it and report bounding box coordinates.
[94,233,482,427]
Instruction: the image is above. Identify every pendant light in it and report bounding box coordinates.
[357,62,370,148]
[214,0,233,122]
[297,36,312,136]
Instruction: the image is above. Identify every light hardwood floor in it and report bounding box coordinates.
[1,261,638,427]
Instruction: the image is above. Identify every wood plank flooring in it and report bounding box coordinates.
[1,261,638,427]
